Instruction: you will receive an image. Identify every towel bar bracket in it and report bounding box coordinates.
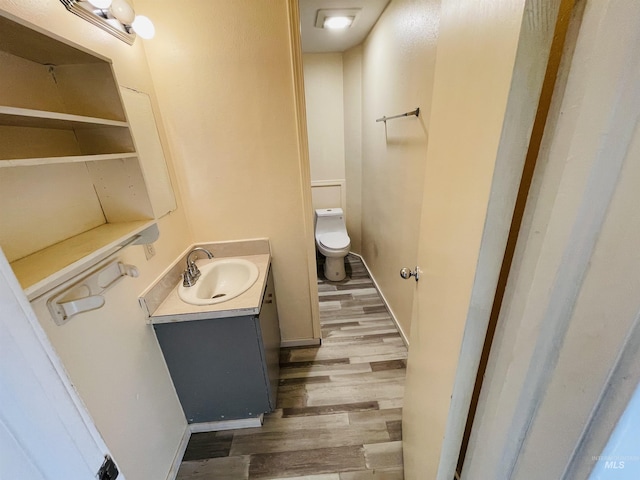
[47,260,139,325]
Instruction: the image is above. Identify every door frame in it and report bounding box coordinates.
[286,0,322,343]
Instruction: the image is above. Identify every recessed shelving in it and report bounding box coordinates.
[0,13,158,299]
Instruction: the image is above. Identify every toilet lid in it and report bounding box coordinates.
[319,232,350,249]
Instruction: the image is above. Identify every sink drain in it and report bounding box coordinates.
[211,293,227,299]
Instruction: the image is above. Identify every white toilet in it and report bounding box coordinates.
[314,208,351,281]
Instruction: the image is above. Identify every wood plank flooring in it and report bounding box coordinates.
[177,254,407,479]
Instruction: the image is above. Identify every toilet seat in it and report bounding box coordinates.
[319,232,350,250]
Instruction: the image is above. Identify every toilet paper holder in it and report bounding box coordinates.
[47,259,138,325]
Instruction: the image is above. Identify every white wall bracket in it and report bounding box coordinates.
[47,260,138,325]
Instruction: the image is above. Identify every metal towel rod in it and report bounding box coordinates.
[376,107,420,123]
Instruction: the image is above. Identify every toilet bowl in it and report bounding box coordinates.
[314,208,351,281]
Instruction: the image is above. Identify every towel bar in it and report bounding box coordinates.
[376,107,420,123]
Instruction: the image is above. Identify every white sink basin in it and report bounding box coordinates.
[177,258,259,306]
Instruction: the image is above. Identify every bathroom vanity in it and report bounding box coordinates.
[139,240,280,425]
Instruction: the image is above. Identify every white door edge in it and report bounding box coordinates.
[0,247,123,479]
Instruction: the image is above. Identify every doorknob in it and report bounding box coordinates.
[400,266,420,281]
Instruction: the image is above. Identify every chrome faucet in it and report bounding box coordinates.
[182,247,214,287]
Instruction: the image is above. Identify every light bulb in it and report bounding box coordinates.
[323,16,353,29]
[110,0,135,25]
[87,0,112,8]
[132,15,155,39]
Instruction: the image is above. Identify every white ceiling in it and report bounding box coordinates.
[299,0,390,53]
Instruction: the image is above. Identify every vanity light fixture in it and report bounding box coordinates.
[109,0,135,24]
[130,15,155,39]
[86,0,111,8]
[60,0,155,44]
[315,9,361,30]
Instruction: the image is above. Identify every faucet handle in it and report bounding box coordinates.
[183,247,213,287]
[183,270,196,287]
[187,261,201,279]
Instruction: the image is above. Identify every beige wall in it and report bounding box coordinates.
[0,1,192,478]
[303,53,347,212]
[343,45,363,253]
[359,0,440,338]
[136,0,318,342]
[303,53,346,182]
[301,47,363,251]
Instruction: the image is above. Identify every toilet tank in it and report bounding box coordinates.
[314,208,346,236]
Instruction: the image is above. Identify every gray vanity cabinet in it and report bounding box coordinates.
[154,268,280,424]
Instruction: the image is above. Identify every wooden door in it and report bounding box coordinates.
[401,0,570,478]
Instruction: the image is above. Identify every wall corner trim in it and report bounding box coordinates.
[164,425,190,480]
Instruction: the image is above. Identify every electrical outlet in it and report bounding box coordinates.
[143,243,156,260]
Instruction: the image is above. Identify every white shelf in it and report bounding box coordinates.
[11,220,157,301]
[0,13,161,300]
[0,153,138,168]
[0,106,128,129]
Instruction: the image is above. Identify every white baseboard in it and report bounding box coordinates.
[166,425,190,480]
[164,415,265,478]
[281,338,321,347]
[189,415,263,433]
[349,252,410,348]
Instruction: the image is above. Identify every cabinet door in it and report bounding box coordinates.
[154,317,271,423]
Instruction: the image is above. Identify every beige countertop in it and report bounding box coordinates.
[138,239,271,324]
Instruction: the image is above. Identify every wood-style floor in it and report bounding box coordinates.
[177,254,407,479]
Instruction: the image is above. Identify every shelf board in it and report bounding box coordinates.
[11,220,155,300]
[0,106,128,129]
[0,153,137,168]
[0,13,106,66]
